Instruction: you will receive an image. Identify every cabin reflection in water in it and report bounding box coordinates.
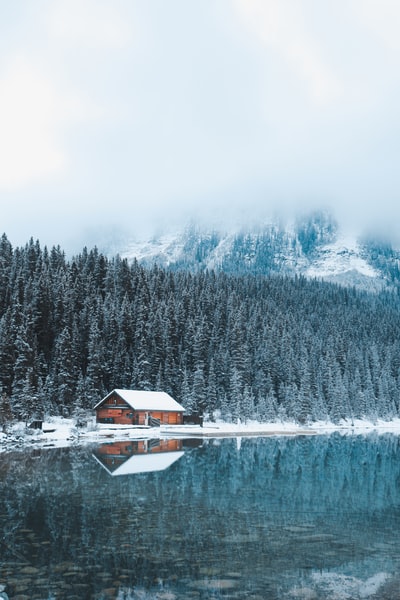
[92,439,185,476]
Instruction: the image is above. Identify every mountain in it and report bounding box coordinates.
[118,212,400,291]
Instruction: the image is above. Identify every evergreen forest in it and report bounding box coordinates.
[1,233,400,426]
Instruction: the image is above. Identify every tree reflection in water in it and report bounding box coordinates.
[0,434,400,599]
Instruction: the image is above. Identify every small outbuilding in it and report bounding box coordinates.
[94,389,185,426]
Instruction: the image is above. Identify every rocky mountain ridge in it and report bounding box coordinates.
[118,213,400,291]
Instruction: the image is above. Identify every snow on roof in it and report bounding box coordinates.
[94,389,185,412]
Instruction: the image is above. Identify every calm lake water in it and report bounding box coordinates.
[1,434,400,599]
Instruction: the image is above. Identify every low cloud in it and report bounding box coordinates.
[352,0,400,52]
[0,55,100,190]
[47,0,133,49]
[234,0,343,105]
[0,57,66,188]
[1,1,400,251]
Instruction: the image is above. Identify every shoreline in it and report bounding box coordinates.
[2,417,400,453]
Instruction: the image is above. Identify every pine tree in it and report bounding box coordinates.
[241,385,255,423]
[11,322,37,418]
[85,321,106,406]
[0,388,13,431]
[0,233,13,314]
[192,365,207,414]
[50,327,77,413]
[0,309,16,395]
[206,360,218,419]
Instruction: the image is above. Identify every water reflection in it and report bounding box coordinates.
[92,439,185,475]
[0,434,400,599]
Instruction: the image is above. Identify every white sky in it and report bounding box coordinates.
[1,0,400,250]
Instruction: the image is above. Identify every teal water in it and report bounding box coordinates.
[1,434,400,599]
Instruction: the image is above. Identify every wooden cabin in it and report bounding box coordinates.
[94,389,185,426]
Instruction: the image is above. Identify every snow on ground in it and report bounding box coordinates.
[2,416,400,452]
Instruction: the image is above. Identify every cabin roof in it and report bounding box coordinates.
[93,389,185,412]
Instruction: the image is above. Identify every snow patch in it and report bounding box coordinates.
[306,235,378,280]
[122,232,186,266]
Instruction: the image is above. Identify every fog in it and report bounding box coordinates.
[1,0,400,252]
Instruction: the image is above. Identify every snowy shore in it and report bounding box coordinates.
[2,416,400,453]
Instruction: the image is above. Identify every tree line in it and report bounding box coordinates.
[1,233,400,426]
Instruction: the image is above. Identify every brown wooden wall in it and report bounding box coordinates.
[130,411,183,425]
[96,398,183,425]
[96,402,135,425]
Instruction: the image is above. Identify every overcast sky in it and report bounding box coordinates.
[1,0,400,250]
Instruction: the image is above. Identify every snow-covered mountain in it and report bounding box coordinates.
[118,212,400,291]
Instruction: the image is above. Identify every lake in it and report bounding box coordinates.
[1,434,400,599]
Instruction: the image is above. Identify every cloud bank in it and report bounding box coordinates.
[0,0,400,250]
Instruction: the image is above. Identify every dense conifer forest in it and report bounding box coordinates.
[1,232,400,426]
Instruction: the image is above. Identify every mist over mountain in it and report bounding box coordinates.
[109,211,400,291]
